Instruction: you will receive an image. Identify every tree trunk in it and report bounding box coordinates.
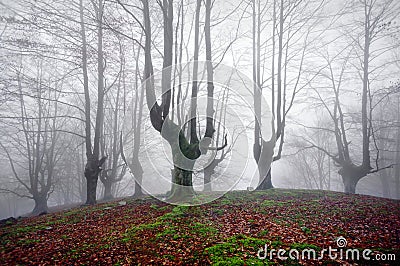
[168,166,195,202]
[85,172,98,205]
[134,178,143,197]
[256,168,273,190]
[339,165,366,194]
[203,167,213,192]
[84,156,104,205]
[396,163,400,199]
[80,174,87,203]
[161,120,200,201]
[134,173,144,197]
[132,156,144,197]
[255,137,275,190]
[32,194,48,215]
[342,175,358,194]
[103,180,113,200]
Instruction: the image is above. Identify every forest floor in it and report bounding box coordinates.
[0,189,399,265]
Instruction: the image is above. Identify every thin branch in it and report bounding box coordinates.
[0,188,33,199]
[369,164,395,174]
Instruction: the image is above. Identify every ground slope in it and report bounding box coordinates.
[1,189,399,265]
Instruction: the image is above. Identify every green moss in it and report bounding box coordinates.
[205,235,275,265]
[220,198,232,205]
[213,209,224,216]
[173,233,191,240]
[191,222,218,236]
[5,224,48,239]
[300,226,311,234]
[290,242,320,251]
[162,254,175,260]
[260,200,291,208]
[122,221,163,242]
[158,205,189,221]
[16,238,40,245]
[156,227,177,238]
[258,229,269,237]
[212,257,245,265]
[5,220,14,225]
[158,205,170,211]
[122,205,198,243]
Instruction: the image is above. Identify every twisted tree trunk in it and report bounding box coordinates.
[32,193,48,215]
[84,156,106,205]
[339,165,369,194]
[256,169,273,190]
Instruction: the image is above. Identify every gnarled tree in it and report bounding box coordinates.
[306,0,399,194]
[141,0,226,201]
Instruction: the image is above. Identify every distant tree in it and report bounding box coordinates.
[0,2,81,214]
[289,118,334,191]
[306,0,399,194]
[252,0,326,190]
[0,62,65,215]
[98,34,131,200]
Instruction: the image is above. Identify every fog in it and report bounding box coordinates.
[0,0,399,219]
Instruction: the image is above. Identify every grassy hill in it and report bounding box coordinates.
[1,189,399,265]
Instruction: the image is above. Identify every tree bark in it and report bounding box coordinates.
[169,166,195,202]
[204,0,215,138]
[361,1,371,169]
[203,167,213,192]
[338,165,368,194]
[103,180,113,200]
[134,174,144,197]
[189,0,201,144]
[85,175,98,205]
[133,157,144,197]
[84,156,106,205]
[342,175,358,194]
[256,168,273,190]
[132,41,145,197]
[164,120,200,200]
[32,194,48,215]
[256,137,275,190]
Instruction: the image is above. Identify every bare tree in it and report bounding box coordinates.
[306,0,399,193]
[252,0,326,190]
[99,67,126,199]
[0,62,65,215]
[140,0,227,201]
[79,0,107,205]
[289,118,334,191]
[252,0,275,190]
